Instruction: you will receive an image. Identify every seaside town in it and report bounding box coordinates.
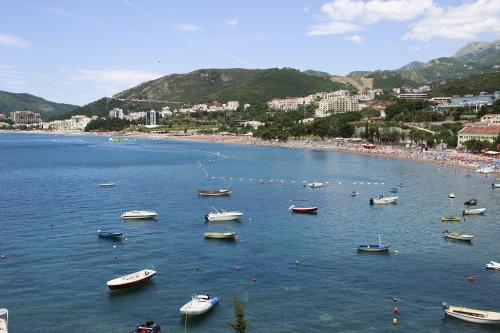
[3,1,500,332]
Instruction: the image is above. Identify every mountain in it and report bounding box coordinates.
[429,72,500,97]
[302,70,331,78]
[395,61,425,72]
[0,90,78,120]
[454,40,500,66]
[367,71,419,92]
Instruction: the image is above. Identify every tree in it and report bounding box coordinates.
[464,139,489,153]
[229,298,248,333]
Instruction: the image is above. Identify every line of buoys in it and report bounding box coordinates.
[209,176,385,185]
[392,297,400,325]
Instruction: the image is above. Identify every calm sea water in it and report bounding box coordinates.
[1,133,499,333]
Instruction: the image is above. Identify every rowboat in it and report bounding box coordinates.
[0,309,7,333]
[464,199,477,206]
[180,294,219,316]
[99,183,116,188]
[106,269,156,291]
[131,320,160,333]
[463,208,486,215]
[442,231,474,242]
[369,196,398,205]
[204,232,237,239]
[443,303,500,324]
[198,189,231,196]
[205,209,243,222]
[441,216,461,222]
[289,205,318,214]
[120,210,157,219]
[448,193,456,198]
[97,229,123,239]
[351,191,358,197]
[486,261,500,270]
[307,182,324,188]
[358,235,390,252]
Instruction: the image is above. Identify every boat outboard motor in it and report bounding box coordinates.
[369,198,374,205]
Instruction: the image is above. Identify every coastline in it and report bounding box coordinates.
[2,129,499,176]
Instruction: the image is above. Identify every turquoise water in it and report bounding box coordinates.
[1,133,499,333]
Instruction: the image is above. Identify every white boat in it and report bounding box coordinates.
[493,184,500,189]
[0,309,7,333]
[369,196,398,205]
[99,183,116,187]
[486,261,500,270]
[180,295,219,316]
[476,166,495,174]
[307,182,324,188]
[463,208,486,215]
[121,210,157,219]
[448,193,456,198]
[205,209,243,222]
[107,269,156,291]
[204,232,237,239]
[443,303,500,324]
[442,231,474,242]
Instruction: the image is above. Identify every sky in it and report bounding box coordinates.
[1,0,499,105]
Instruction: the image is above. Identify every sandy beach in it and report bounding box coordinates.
[3,129,499,176]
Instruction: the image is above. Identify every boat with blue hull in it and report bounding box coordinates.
[358,235,390,252]
[97,230,123,239]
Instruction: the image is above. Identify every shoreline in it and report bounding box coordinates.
[2,129,499,176]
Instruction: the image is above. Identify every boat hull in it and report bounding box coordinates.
[107,270,156,291]
[291,207,318,214]
[204,232,236,239]
[180,297,219,316]
[443,234,473,241]
[205,213,243,222]
[357,245,390,252]
[199,189,231,196]
[370,197,398,205]
[446,309,500,324]
[463,209,486,215]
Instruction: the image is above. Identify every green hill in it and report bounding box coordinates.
[60,68,351,119]
[429,72,500,97]
[0,90,78,120]
[368,71,418,92]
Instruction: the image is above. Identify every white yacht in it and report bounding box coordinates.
[120,210,157,219]
[0,309,7,333]
[205,209,243,222]
[369,196,398,205]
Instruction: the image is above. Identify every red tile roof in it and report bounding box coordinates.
[459,125,500,135]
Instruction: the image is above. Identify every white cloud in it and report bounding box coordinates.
[174,23,200,32]
[0,33,32,48]
[306,22,362,36]
[121,0,139,10]
[46,7,90,21]
[226,18,238,27]
[345,35,363,43]
[69,69,161,95]
[304,6,310,13]
[306,0,434,36]
[403,0,500,41]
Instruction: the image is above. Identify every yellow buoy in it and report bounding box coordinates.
[392,318,398,325]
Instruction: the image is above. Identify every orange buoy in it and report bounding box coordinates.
[393,306,400,314]
[468,275,476,282]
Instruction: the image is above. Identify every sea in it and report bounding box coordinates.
[0,133,499,333]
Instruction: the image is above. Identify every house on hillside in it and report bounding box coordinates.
[457,125,500,147]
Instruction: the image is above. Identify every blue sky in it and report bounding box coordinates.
[1,0,499,105]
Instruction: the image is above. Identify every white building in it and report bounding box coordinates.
[399,93,428,100]
[108,108,124,119]
[481,114,500,125]
[226,101,240,111]
[315,97,359,117]
[125,112,147,121]
[47,115,92,131]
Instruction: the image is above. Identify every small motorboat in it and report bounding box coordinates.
[0,309,7,333]
[131,320,160,333]
[99,183,116,188]
[289,205,318,214]
[448,193,456,198]
[443,303,500,324]
[204,232,237,240]
[351,191,358,197]
[486,261,500,270]
[107,269,156,291]
[307,182,324,188]
[442,231,473,242]
[476,166,494,174]
[97,229,123,239]
[180,294,219,316]
[205,209,243,222]
[357,235,390,252]
[369,196,398,205]
[463,208,486,215]
[390,188,398,193]
[493,183,500,189]
[198,189,231,196]
[441,216,461,222]
[121,210,157,219]
[464,199,477,206]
